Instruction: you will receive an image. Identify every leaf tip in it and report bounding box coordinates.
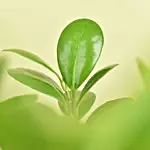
[7,68,18,77]
[108,63,119,70]
[113,63,119,67]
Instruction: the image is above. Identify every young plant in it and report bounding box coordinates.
[2,18,118,119]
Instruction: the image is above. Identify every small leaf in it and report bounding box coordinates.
[79,64,118,101]
[8,68,64,101]
[78,92,96,119]
[58,91,96,118]
[57,18,104,89]
[87,97,134,125]
[2,49,58,76]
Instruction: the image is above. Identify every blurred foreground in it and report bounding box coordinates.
[1,56,150,150]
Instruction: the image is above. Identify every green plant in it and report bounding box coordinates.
[2,18,150,150]
[2,18,118,119]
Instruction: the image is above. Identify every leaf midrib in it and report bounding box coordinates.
[72,22,88,89]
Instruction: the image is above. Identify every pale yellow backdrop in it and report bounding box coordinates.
[0,0,150,112]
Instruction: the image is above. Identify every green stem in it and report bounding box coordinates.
[49,68,78,118]
[71,89,77,118]
[45,65,77,117]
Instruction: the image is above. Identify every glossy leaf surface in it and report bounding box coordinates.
[80,64,118,100]
[57,18,104,89]
[8,68,64,101]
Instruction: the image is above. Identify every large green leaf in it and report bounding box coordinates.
[2,49,59,77]
[78,91,96,119]
[8,68,64,101]
[0,94,38,116]
[87,97,134,125]
[87,92,150,150]
[0,94,39,146]
[57,18,104,89]
[0,97,87,150]
[79,64,118,101]
[86,97,135,150]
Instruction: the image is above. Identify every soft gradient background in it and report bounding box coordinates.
[0,0,149,112]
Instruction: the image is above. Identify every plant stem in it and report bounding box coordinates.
[71,89,77,118]
[51,70,78,118]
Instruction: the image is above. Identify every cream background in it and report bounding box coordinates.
[0,0,150,112]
